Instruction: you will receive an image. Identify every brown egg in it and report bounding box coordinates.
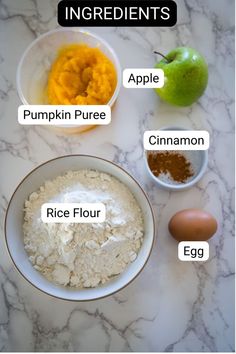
[168,209,218,242]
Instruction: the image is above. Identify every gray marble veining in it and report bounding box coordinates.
[0,0,234,351]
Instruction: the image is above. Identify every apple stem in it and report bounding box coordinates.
[154,51,171,63]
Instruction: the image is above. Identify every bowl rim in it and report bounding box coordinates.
[16,27,122,111]
[4,154,155,302]
[144,126,208,191]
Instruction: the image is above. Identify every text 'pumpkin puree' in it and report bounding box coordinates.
[47,44,117,105]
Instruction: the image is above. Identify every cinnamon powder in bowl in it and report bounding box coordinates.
[147,151,194,183]
[145,150,208,191]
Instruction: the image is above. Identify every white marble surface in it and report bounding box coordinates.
[0,0,235,352]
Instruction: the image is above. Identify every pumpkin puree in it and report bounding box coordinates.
[47,44,117,105]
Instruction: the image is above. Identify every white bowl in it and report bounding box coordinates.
[16,28,122,134]
[5,155,155,301]
[144,126,208,191]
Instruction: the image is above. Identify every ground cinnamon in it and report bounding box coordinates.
[147,151,194,183]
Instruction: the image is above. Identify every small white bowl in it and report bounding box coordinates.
[144,126,208,191]
[5,155,155,301]
[16,28,122,134]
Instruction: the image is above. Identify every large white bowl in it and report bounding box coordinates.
[16,28,122,134]
[5,155,155,301]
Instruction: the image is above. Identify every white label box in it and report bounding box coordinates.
[178,241,209,261]
[41,203,106,223]
[123,68,164,88]
[143,130,210,150]
[18,105,111,125]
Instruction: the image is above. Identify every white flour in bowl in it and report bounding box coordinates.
[23,170,144,288]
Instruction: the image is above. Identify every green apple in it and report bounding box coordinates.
[154,47,208,106]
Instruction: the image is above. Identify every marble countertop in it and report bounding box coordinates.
[0,0,234,352]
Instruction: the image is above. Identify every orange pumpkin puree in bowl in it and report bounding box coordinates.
[47,44,117,105]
